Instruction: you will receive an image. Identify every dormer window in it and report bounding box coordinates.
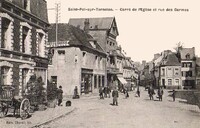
[186,53,190,59]
[24,0,30,11]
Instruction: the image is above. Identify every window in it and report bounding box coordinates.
[168,79,172,85]
[1,18,10,48]
[58,50,65,55]
[22,68,29,93]
[174,68,179,76]
[161,68,165,76]
[175,79,179,85]
[168,68,171,70]
[95,56,98,68]
[38,33,44,57]
[22,26,30,53]
[110,42,112,46]
[83,52,86,65]
[185,54,190,59]
[186,71,192,77]
[1,66,10,85]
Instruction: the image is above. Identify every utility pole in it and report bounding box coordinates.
[48,1,61,46]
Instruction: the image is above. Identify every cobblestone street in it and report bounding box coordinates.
[42,88,200,128]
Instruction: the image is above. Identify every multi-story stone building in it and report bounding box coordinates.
[123,57,135,90]
[69,17,127,89]
[0,0,49,95]
[178,47,196,89]
[159,52,182,89]
[47,23,107,95]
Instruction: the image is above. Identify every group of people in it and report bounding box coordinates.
[99,86,111,99]
[148,86,164,101]
[99,86,119,106]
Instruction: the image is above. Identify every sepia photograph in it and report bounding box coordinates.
[0,0,200,128]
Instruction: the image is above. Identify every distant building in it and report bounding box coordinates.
[178,47,196,89]
[159,52,182,89]
[47,24,107,95]
[196,57,200,90]
[0,0,49,95]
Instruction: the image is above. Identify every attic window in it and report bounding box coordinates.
[186,54,190,59]
[58,50,65,55]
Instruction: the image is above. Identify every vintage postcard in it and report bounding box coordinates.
[0,0,200,128]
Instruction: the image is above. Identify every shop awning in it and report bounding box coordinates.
[117,76,127,84]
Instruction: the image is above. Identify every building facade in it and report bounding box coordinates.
[0,0,49,95]
[178,47,196,89]
[47,24,107,95]
[159,53,182,89]
[69,17,128,89]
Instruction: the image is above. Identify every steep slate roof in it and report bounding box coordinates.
[179,47,195,59]
[68,17,119,35]
[163,53,181,66]
[48,23,105,53]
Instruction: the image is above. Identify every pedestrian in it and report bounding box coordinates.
[172,90,176,101]
[57,85,63,106]
[73,86,79,99]
[107,86,111,98]
[125,88,129,98]
[149,87,155,100]
[112,87,119,106]
[99,86,104,99]
[103,87,108,98]
[157,87,164,101]
[137,89,140,97]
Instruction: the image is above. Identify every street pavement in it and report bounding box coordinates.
[42,88,200,128]
[0,88,200,128]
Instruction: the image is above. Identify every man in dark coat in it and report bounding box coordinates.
[107,86,111,98]
[99,86,104,99]
[112,88,119,106]
[172,90,176,101]
[157,87,164,101]
[148,87,155,100]
[57,86,63,106]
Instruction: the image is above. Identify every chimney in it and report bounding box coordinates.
[154,53,160,60]
[84,19,90,33]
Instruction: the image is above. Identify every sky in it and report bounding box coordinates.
[47,0,200,63]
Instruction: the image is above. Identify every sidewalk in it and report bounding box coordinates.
[0,101,76,128]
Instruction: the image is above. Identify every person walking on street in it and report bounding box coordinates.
[57,86,63,106]
[73,86,79,99]
[148,87,155,100]
[107,86,111,98]
[157,87,164,101]
[172,90,176,101]
[137,87,140,97]
[112,87,119,106]
[99,86,104,99]
[103,87,108,98]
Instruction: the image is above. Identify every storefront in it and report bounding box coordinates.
[81,68,93,94]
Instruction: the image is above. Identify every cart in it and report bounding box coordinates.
[0,85,30,120]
